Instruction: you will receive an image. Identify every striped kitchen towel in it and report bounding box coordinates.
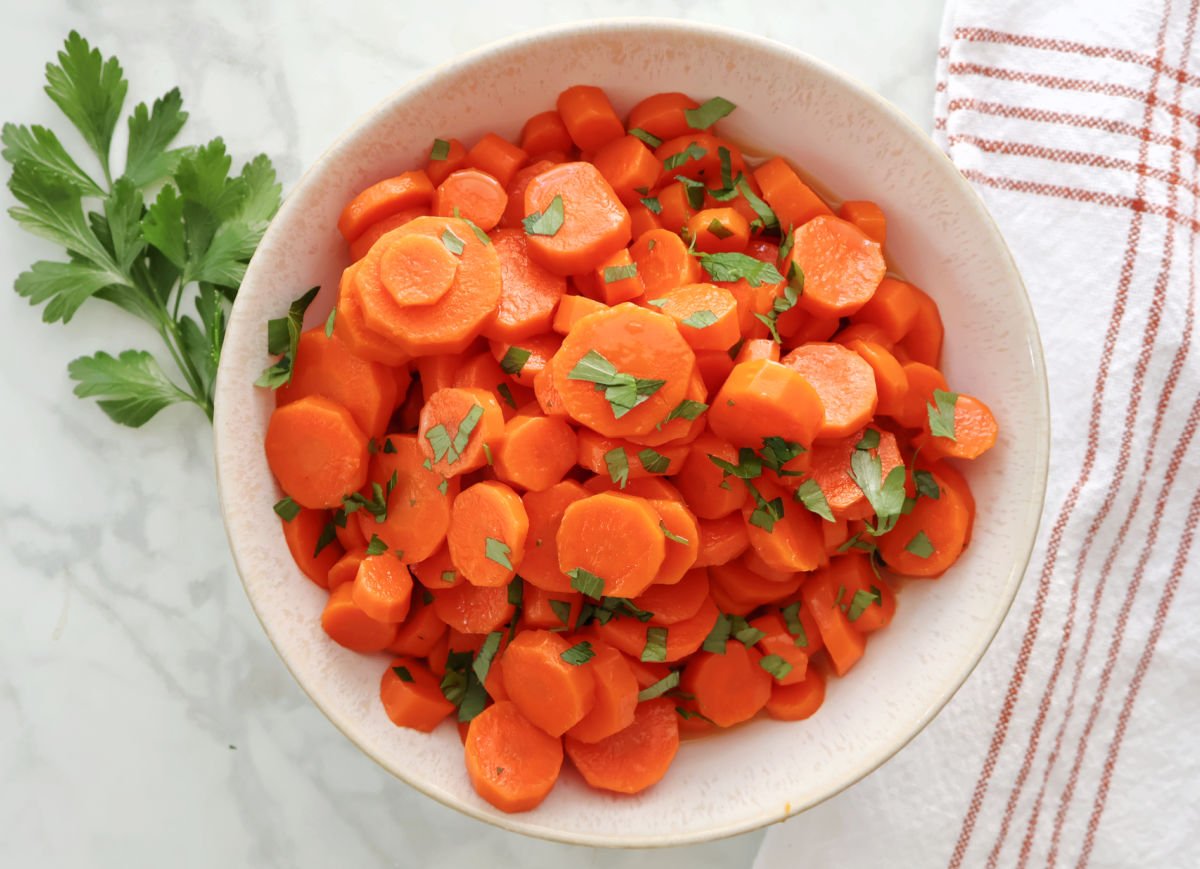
[756,1,1200,866]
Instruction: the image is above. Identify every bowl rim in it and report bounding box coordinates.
[213,15,1050,848]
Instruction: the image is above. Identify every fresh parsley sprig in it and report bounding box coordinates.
[4,32,281,426]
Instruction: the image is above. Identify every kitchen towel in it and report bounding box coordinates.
[756,0,1200,866]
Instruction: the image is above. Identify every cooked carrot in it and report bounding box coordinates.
[433,168,508,231]
[326,548,364,590]
[627,91,700,140]
[654,134,745,184]
[466,132,528,188]
[877,464,972,577]
[500,160,556,229]
[851,276,917,343]
[805,426,902,521]
[501,629,596,736]
[447,481,528,587]
[845,338,908,418]
[465,700,563,813]
[415,353,460,402]
[564,638,639,743]
[694,348,735,395]
[707,577,755,617]
[687,207,750,254]
[709,558,803,609]
[592,135,662,204]
[431,580,516,634]
[575,430,687,481]
[787,215,886,318]
[451,352,518,418]
[742,477,826,573]
[492,413,577,492]
[425,137,468,187]
[833,321,894,348]
[557,492,665,598]
[740,547,798,583]
[914,393,999,460]
[898,284,944,366]
[337,170,436,243]
[634,566,709,624]
[680,641,771,727]
[355,216,502,355]
[655,181,697,234]
[926,459,976,547]
[748,612,809,685]
[334,265,411,367]
[822,516,851,554]
[565,697,680,793]
[621,367,708,449]
[672,433,746,519]
[655,283,740,352]
[387,593,448,656]
[550,303,694,438]
[281,506,344,587]
[350,551,413,622]
[380,656,456,732]
[778,309,840,345]
[764,669,826,721]
[266,395,369,509]
[557,85,625,151]
[520,110,574,156]
[522,586,582,630]
[735,338,779,365]
[801,567,867,676]
[650,499,701,585]
[782,342,879,439]
[837,200,886,245]
[533,366,568,418]
[752,156,832,230]
[708,359,824,451]
[828,553,896,634]
[417,386,505,477]
[349,206,430,261]
[710,172,771,231]
[552,294,607,334]
[894,361,950,429]
[321,582,398,652]
[583,474,686,502]
[694,512,750,567]
[380,233,460,308]
[356,433,458,562]
[521,480,590,592]
[594,595,719,662]
[630,228,702,299]
[411,543,464,589]
[623,655,672,690]
[594,247,646,305]
[628,198,663,237]
[523,161,632,276]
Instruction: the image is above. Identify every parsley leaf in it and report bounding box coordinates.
[440,228,465,255]
[523,194,564,236]
[684,96,736,130]
[604,263,638,283]
[392,665,414,683]
[746,482,785,532]
[659,399,707,429]
[637,671,681,701]
[627,127,663,148]
[795,478,835,522]
[682,309,718,329]
[702,613,732,653]
[660,522,689,545]
[561,641,595,666]
[430,138,451,160]
[706,219,733,240]
[914,469,941,500]
[637,447,671,474]
[324,308,336,338]
[760,436,805,473]
[568,567,605,598]
[927,389,960,440]
[698,252,784,287]
[849,449,908,535]
[905,530,935,558]
[759,654,793,681]
[780,602,809,647]
[604,446,629,489]
[499,345,531,376]
[472,631,503,683]
[736,177,778,230]
[641,626,669,662]
[846,587,882,622]
[43,31,128,172]
[549,599,572,626]
[567,349,665,419]
[273,497,300,522]
[67,350,193,426]
[365,534,388,556]
[484,537,513,571]
[663,142,707,170]
[639,196,662,214]
[856,428,881,451]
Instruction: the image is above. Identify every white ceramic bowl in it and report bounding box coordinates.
[213,19,1049,847]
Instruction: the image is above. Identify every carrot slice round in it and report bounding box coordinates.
[680,641,772,727]
[630,228,702,299]
[914,393,999,460]
[594,595,720,662]
[520,110,574,156]
[627,91,700,141]
[520,480,590,593]
[788,215,886,318]
[523,162,631,276]
[502,629,597,736]
[707,359,824,451]
[485,228,567,342]
[431,581,516,634]
[380,657,456,732]
[266,395,369,509]
[556,85,624,151]
[281,507,343,587]
[378,233,458,306]
[492,413,577,493]
[565,697,680,794]
[356,433,458,563]
[557,492,666,598]
[782,342,879,439]
[650,499,701,585]
[876,465,972,577]
[434,168,508,231]
[655,283,740,351]
[333,264,411,367]
[465,700,563,813]
[764,669,826,721]
[694,513,750,567]
[387,594,448,657]
[321,582,397,652]
[634,567,710,625]
[337,171,435,243]
[565,638,639,744]
[447,481,528,587]
[352,551,413,623]
[673,433,747,520]
[417,387,505,477]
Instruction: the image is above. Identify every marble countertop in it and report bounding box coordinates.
[0,1,943,865]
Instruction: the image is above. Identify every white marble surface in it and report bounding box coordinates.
[0,2,942,866]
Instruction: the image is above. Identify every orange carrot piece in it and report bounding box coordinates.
[828,554,896,634]
[749,612,809,685]
[837,200,887,245]
[337,171,435,243]
[451,352,516,418]
[351,551,413,623]
[557,493,666,598]
[782,342,879,439]
[621,367,708,449]
[752,156,833,230]
[321,582,398,652]
[281,507,343,587]
[433,168,508,231]
[630,228,702,299]
[415,353,460,402]
[898,285,944,366]
[673,433,746,520]
[466,132,528,188]
[877,464,972,577]
[377,233,459,308]
[629,198,663,237]
[655,181,697,234]
[520,480,590,593]
[492,413,577,492]
[627,91,700,140]
[845,338,909,419]
[583,474,686,502]
[411,542,464,589]
[592,135,662,205]
[788,215,886,319]
[894,362,950,429]
[431,580,516,634]
[833,321,894,349]
[417,387,505,477]
[556,85,625,151]
[502,629,596,736]
[594,596,720,662]
[447,481,528,587]
[851,276,918,343]
[266,395,369,509]
[326,548,364,590]
[822,516,851,554]
[694,513,750,567]
[801,568,867,676]
[927,459,977,547]
[484,228,567,341]
[914,393,999,460]
[655,283,740,351]
[349,206,430,261]
[387,594,447,656]
[524,161,632,276]
[709,559,803,610]
[500,160,556,229]
[532,366,567,418]
[735,338,780,365]
[805,426,903,521]
[654,134,745,184]
[333,265,411,367]
[381,657,456,732]
[680,641,771,727]
[522,586,582,631]
[742,478,826,573]
[564,638,639,744]
[708,359,824,451]
[687,207,750,254]
[634,566,710,625]
[764,669,826,721]
[694,348,735,395]
[565,696,680,793]
[552,294,607,334]
[594,247,646,305]
[520,110,574,156]
[650,499,701,585]
[576,429,687,482]
[425,137,468,187]
[465,700,563,813]
[488,332,560,390]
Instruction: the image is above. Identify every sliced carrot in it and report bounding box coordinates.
[281,507,343,587]
[557,493,665,598]
[914,393,999,460]
[654,134,745,184]
[837,200,886,245]
[349,206,430,262]
[326,548,364,590]
[380,657,456,732]
[672,433,746,519]
[337,170,435,243]
[634,567,709,625]
[351,551,413,623]
[433,168,508,231]
[833,321,894,348]
[680,641,771,727]
[650,499,701,585]
[564,638,639,744]
[426,627,486,677]
[417,386,505,477]
[416,353,460,402]
[425,137,468,187]
[711,172,770,231]
[488,332,560,389]
[627,91,700,141]
[520,110,574,156]
[851,276,917,343]
[894,362,950,429]
[740,547,798,584]
[694,512,750,567]
[742,478,825,573]
[500,160,556,229]
[451,352,517,417]
[552,294,607,334]
[576,430,687,481]
[845,338,909,419]
[431,580,516,634]
[466,133,527,188]
[522,586,582,631]
[334,265,411,367]
[565,696,679,793]
[828,554,896,634]
[694,348,735,395]
[524,161,631,275]
[623,655,672,690]
[788,215,885,318]
[501,628,596,736]
[709,558,803,609]
[592,135,662,204]
[628,198,663,237]
[805,426,902,521]
[801,568,867,675]
[387,593,448,656]
[708,359,824,451]
[655,283,740,351]
[583,474,685,502]
[594,247,645,305]
[266,395,369,509]
[752,157,832,230]
[877,464,972,577]
[465,700,563,813]
[447,481,528,587]
[411,543,464,589]
[655,181,697,234]
[735,338,779,365]
[533,365,568,418]
[321,582,398,652]
[594,595,719,662]
[687,207,750,254]
[621,367,708,449]
[356,433,458,562]
[630,228,702,299]
[556,85,624,151]
[521,480,590,593]
[492,413,577,492]
[782,342,879,439]
[822,516,851,554]
[764,669,826,721]
[749,612,809,685]
[550,303,694,438]
[778,309,840,345]
[898,285,944,366]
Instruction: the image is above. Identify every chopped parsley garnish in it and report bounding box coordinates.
[637,447,671,474]
[927,389,960,440]
[382,438,397,454]
[660,522,689,545]
[684,96,736,130]
[914,469,941,500]
[430,138,451,160]
[794,478,834,522]
[312,521,337,557]
[496,382,516,408]
[523,194,565,236]
[641,626,668,662]
[780,602,809,647]
[603,262,638,283]
[561,641,595,666]
[846,587,882,622]
[440,228,465,255]
[484,537,513,570]
[441,570,457,583]
[567,349,666,419]
[549,599,572,626]
[568,567,605,598]
[698,252,784,287]
[905,530,935,558]
[324,308,336,338]
[637,671,681,701]
[753,282,800,344]
[706,219,733,240]
[472,631,503,683]
[257,287,319,388]
[425,403,484,465]
[849,448,907,535]
[702,613,732,653]
[746,483,785,532]
[856,428,881,451]
[682,309,718,329]
[604,446,629,488]
[659,399,708,429]
[759,436,805,473]
[759,654,793,681]
[365,534,388,556]
[273,497,300,521]
[640,195,662,214]
[675,174,707,209]
[663,142,707,170]
[392,665,414,682]
[498,345,531,375]
[628,127,663,148]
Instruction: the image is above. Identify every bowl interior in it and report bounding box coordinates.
[213,19,1048,847]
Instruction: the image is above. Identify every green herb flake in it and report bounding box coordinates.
[747,482,785,532]
[641,626,669,662]
[914,469,941,500]
[313,521,337,558]
[759,654,793,681]
[659,399,708,430]
[849,449,907,535]
[441,570,457,583]
[698,252,784,287]
[730,615,766,647]
[561,641,596,666]
[273,497,301,522]
[708,447,763,480]
[425,424,453,463]
[927,389,960,440]
[778,226,796,261]
[760,436,805,473]
[549,599,572,626]
[640,196,662,214]
[440,228,465,256]
[568,567,605,599]
[628,127,663,148]
[647,297,669,308]
[507,575,524,607]
[430,138,451,160]
[684,97,736,130]
[499,345,532,376]
[523,194,565,236]
[660,522,689,545]
[856,428,881,451]
[637,670,681,702]
[392,665,415,682]
[567,349,666,419]
[663,142,707,170]
[437,478,449,495]
[702,612,732,654]
[450,403,485,460]
[365,534,388,556]
[605,446,629,489]
[484,537,513,571]
[794,478,834,522]
[637,447,671,474]
[780,602,809,647]
[682,309,719,329]
[496,382,516,408]
[675,174,707,210]
[482,443,493,467]
[905,530,935,558]
[471,631,503,683]
[706,219,733,240]
[737,177,778,230]
[846,586,882,622]
[324,307,336,338]
[604,263,638,284]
